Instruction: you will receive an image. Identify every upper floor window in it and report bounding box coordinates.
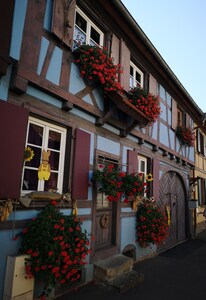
[177,107,186,127]
[130,61,144,88]
[74,7,104,49]
[22,117,66,194]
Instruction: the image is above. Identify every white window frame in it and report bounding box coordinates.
[138,155,147,196]
[74,6,104,47]
[21,117,66,194]
[138,155,147,177]
[130,61,144,88]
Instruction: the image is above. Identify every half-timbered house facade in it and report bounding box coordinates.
[1,0,206,298]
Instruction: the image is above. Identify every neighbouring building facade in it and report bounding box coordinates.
[1,0,206,298]
[193,123,206,234]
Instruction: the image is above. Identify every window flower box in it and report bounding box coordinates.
[175,126,195,147]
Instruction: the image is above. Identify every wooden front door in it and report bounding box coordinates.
[92,156,120,261]
[158,171,186,251]
[95,193,117,250]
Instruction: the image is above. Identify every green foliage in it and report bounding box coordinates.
[175,126,195,147]
[19,203,91,299]
[136,199,168,247]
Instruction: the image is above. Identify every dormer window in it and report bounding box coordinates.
[74,7,104,49]
[130,61,144,88]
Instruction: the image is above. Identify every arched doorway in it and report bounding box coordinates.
[158,171,186,252]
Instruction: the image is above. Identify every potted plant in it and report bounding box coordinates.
[136,198,169,248]
[175,126,195,147]
[16,202,92,299]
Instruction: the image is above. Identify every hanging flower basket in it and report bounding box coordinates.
[175,126,195,147]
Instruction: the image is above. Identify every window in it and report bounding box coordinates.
[196,129,206,155]
[138,155,147,196]
[22,117,66,194]
[130,61,144,88]
[197,178,206,206]
[73,7,104,49]
[138,156,147,178]
[177,107,186,127]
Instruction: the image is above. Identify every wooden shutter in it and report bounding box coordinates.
[111,33,120,66]
[0,101,28,199]
[0,0,14,76]
[149,74,157,95]
[127,150,138,174]
[71,128,90,199]
[196,129,201,153]
[152,158,159,202]
[186,113,190,127]
[120,39,130,92]
[51,0,76,49]
[171,98,177,130]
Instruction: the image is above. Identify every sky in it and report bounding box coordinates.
[121,0,206,112]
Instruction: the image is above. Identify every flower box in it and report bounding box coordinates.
[109,91,150,126]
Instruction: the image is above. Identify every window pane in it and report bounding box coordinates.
[49,151,60,171]
[135,71,141,84]
[159,84,166,101]
[74,27,86,46]
[25,146,41,168]
[130,76,133,88]
[22,169,38,191]
[44,172,58,191]
[130,65,133,76]
[140,160,146,173]
[48,130,61,150]
[90,26,100,45]
[76,12,87,32]
[28,124,43,146]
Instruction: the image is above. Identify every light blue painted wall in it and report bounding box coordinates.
[27,85,62,108]
[83,94,93,105]
[169,129,175,150]
[160,102,167,121]
[44,0,53,30]
[0,229,23,299]
[167,109,172,126]
[120,217,156,261]
[37,37,50,75]
[46,46,62,85]
[69,63,86,94]
[71,108,96,123]
[189,147,195,162]
[0,66,12,101]
[10,0,28,60]
[93,88,104,110]
[122,146,133,172]
[152,121,158,140]
[97,136,120,156]
[120,217,136,251]
[102,124,120,135]
[159,123,169,147]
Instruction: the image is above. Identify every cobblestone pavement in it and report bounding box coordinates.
[56,237,206,300]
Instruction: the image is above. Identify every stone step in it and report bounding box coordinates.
[93,254,133,282]
[109,270,144,293]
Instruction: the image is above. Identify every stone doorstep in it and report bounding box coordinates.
[108,270,145,293]
[93,254,134,281]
